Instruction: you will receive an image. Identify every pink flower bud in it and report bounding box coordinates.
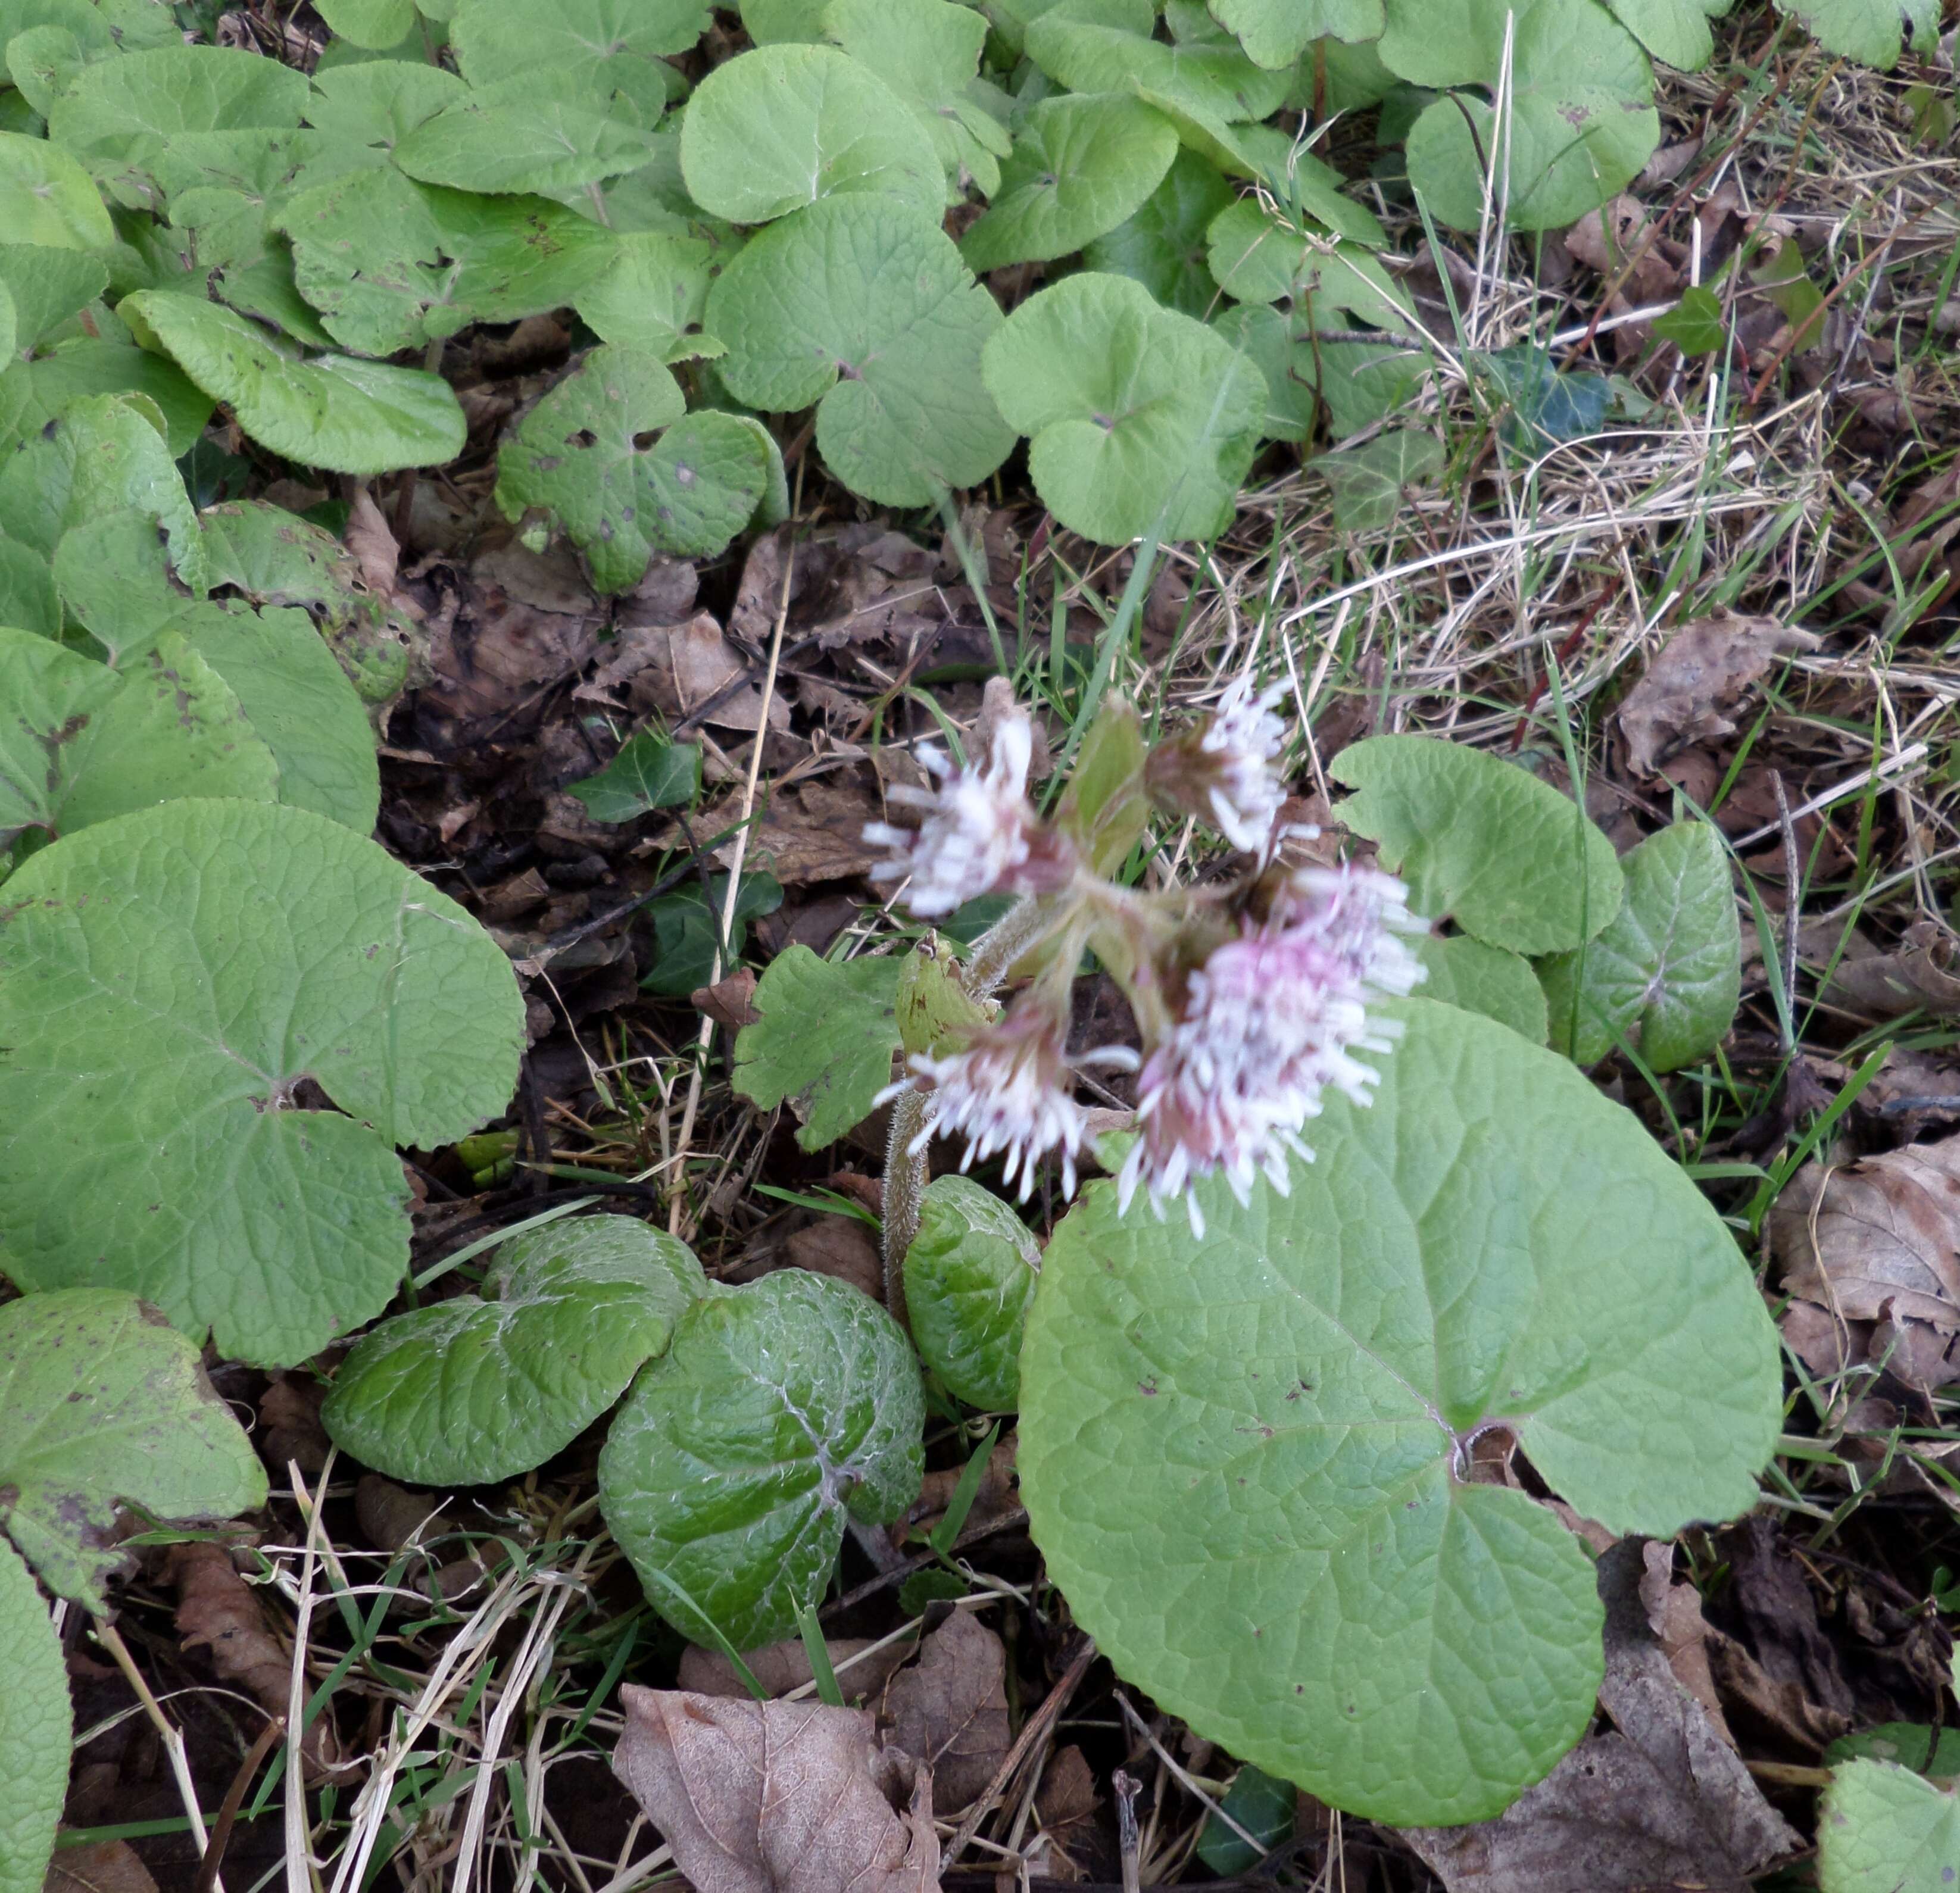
[1146,671,1289,855]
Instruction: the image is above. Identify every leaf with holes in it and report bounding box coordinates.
[323,1216,707,1485]
[982,271,1263,545]
[732,945,904,1150]
[959,92,1177,273]
[707,196,1014,507]
[0,799,525,1367]
[1018,998,1781,1826]
[905,1175,1041,1410]
[1331,735,1622,955]
[1538,820,1740,1070]
[598,1268,925,1648]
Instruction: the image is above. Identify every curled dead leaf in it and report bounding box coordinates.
[879,1610,1011,1814]
[1616,613,1821,777]
[613,1686,938,1893]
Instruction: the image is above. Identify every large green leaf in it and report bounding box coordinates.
[1209,0,1382,66]
[573,230,727,363]
[392,72,663,195]
[1082,146,1236,316]
[0,799,525,1366]
[1538,820,1739,1070]
[315,0,417,49]
[302,60,469,155]
[8,335,214,456]
[1602,0,1727,67]
[0,1288,268,1608]
[0,130,113,246]
[1413,934,1549,1043]
[450,0,709,120]
[1381,0,1659,230]
[122,292,466,475]
[1025,4,1293,123]
[707,196,1013,507]
[323,1216,707,1485]
[1819,1760,1960,1891]
[493,346,767,592]
[981,270,1263,545]
[1778,0,1937,69]
[959,92,1178,273]
[597,1268,925,1648]
[0,240,107,348]
[0,1538,68,1893]
[732,945,904,1151]
[280,167,617,354]
[679,43,944,226]
[905,1174,1040,1411]
[1210,301,1316,441]
[1019,998,1781,1825]
[1330,735,1622,955]
[0,625,279,844]
[0,538,59,636]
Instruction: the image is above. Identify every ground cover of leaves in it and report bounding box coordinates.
[8,6,1960,1892]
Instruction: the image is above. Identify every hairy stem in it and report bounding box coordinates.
[963,894,1060,997]
[882,1087,932,1323]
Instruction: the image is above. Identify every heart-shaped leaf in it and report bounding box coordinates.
[598,1268,925,1648]
[1331,735,1623,955]
[493,346,768,592]
[1018,998,1781,1825]
[1206,199,1403,324]
[1210,302,1316,441]
[981,270,1264,544]
[123,292,466,475]
[392,73,664,195]
[1380,0,1659,230]
[707,195,1014,506]
[1209,0,1382,67]
[732,945,904,1150]
[566,727,703,822]
[1818,1759,1960,1891]
[0,1537,68,1893]
[959,92,1178,273]
[679,43,945,226]
[0,1288,269,1608]
[0,130,114,246]
[323,1216,708,1485]
[451,0,709,120]
[905,1174,1040,1410]
[1082,146,1235,316]
[0,798,525,1366]
[302,61,470,155]
[1538,819,1740,1070]
[1413,934,1549,1042]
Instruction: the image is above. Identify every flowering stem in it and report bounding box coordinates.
[963,894,1060,997]
[882,1087,932,1324]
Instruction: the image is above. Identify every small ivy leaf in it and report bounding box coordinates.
[302,61,470,155]
[0,1288,269,1609]
[392,73,664,195]
[123,292,466,476]
[1600,0,1719,68]
[1025,3,1294,126]
[895,936,991,1058]
[314,0,417,49]
[450,0,708,121]
[1083,146,1236,317]
[1381,0,1659,232]
[1019,998,1782,1826]
[0,241,107,349]
[1311,427,1444,531]
[1777,0,1939,70]
[821,0,1008,198]
[708,195,1015,508]
[0,392,206,589]
[981,271,1265,545]
[1206,199,1404,325]
[281,168,618,356]
[1651,283,1726,356]
[959,92,1178,273]
[1331,735,1623,955]
[566,727,703,823]
[1208,0,1381,67]
[0,1536,68,1893]
[0,625,280,845]
[639,871,782,997]
[492,348,767,593]
[679,43,945,227]
[1211,302,1317,442]
[0,799,525,1367]
[0,132,112,247]
[575,230,730,364]
[904,1174,1040,1410]
[1320,331,1432,439]
[732,945,904,1150]
[1818,1759,1960,1891]
[600,1269,925,1649]
[1195,1763,1296,1873]
[1476,343,1613,448]
[1412,935,1549,1044]
[1538,820,1740,1072]
[323,1216,707,1486]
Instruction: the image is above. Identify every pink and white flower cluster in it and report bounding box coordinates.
[863,677,1424,1229]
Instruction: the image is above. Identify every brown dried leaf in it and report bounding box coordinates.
[1819,920,1960,1019]
[1637,1542,1732,1744]
[880,1611,1010,1815]
[694,968,761,1030]
[1769,1133,1960,1329]
[1616,613,1821,777]
[344,486,402,601]
[678,1636,913,1704]
[257,1375,330,1476]
[895,1435,1019,1548]
[718,775,891,886]
[784,1216,885,1302]
[43,1841,159,1893]
[613,1687,938,1893]
[422,542,604,726]
[626,612,789,733]
[1032,1745,1099,1879]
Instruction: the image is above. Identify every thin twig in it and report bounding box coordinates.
[93,1617,221,1889]
[195,1716,286,1893]
[1771,769,1801,1056]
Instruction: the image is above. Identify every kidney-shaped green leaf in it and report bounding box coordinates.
[708,195,1014,507]
[598,1267,925,1648]
[981,270,1263,545]
[1539,819,1739,1070]
[0,1536,68,1893]
[1209,0,1382,67]
[1818,1759,1960,1892]
[392,73,664,196]
[1331,735,1622,955]
[0,1288,268,1609]
[451,0,710,120]
[1083,145,1236,316]
[121,292,465,476]
[1025,4,1293,123]
[0,129,115,246]
[0,799,525,1366]
[905,1174,1041,1411]
[1019,998,1781,1826]
[322,1215,707,1486]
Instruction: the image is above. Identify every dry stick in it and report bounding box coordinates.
[666,520,798,1238]
[1113,1771,1142,1893]
[285,1452,333,1893]
[942,1635,1097,1868]
[195,1715,288,1893]
[1771,769,1802,1059]
[93,1617,222,1891]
